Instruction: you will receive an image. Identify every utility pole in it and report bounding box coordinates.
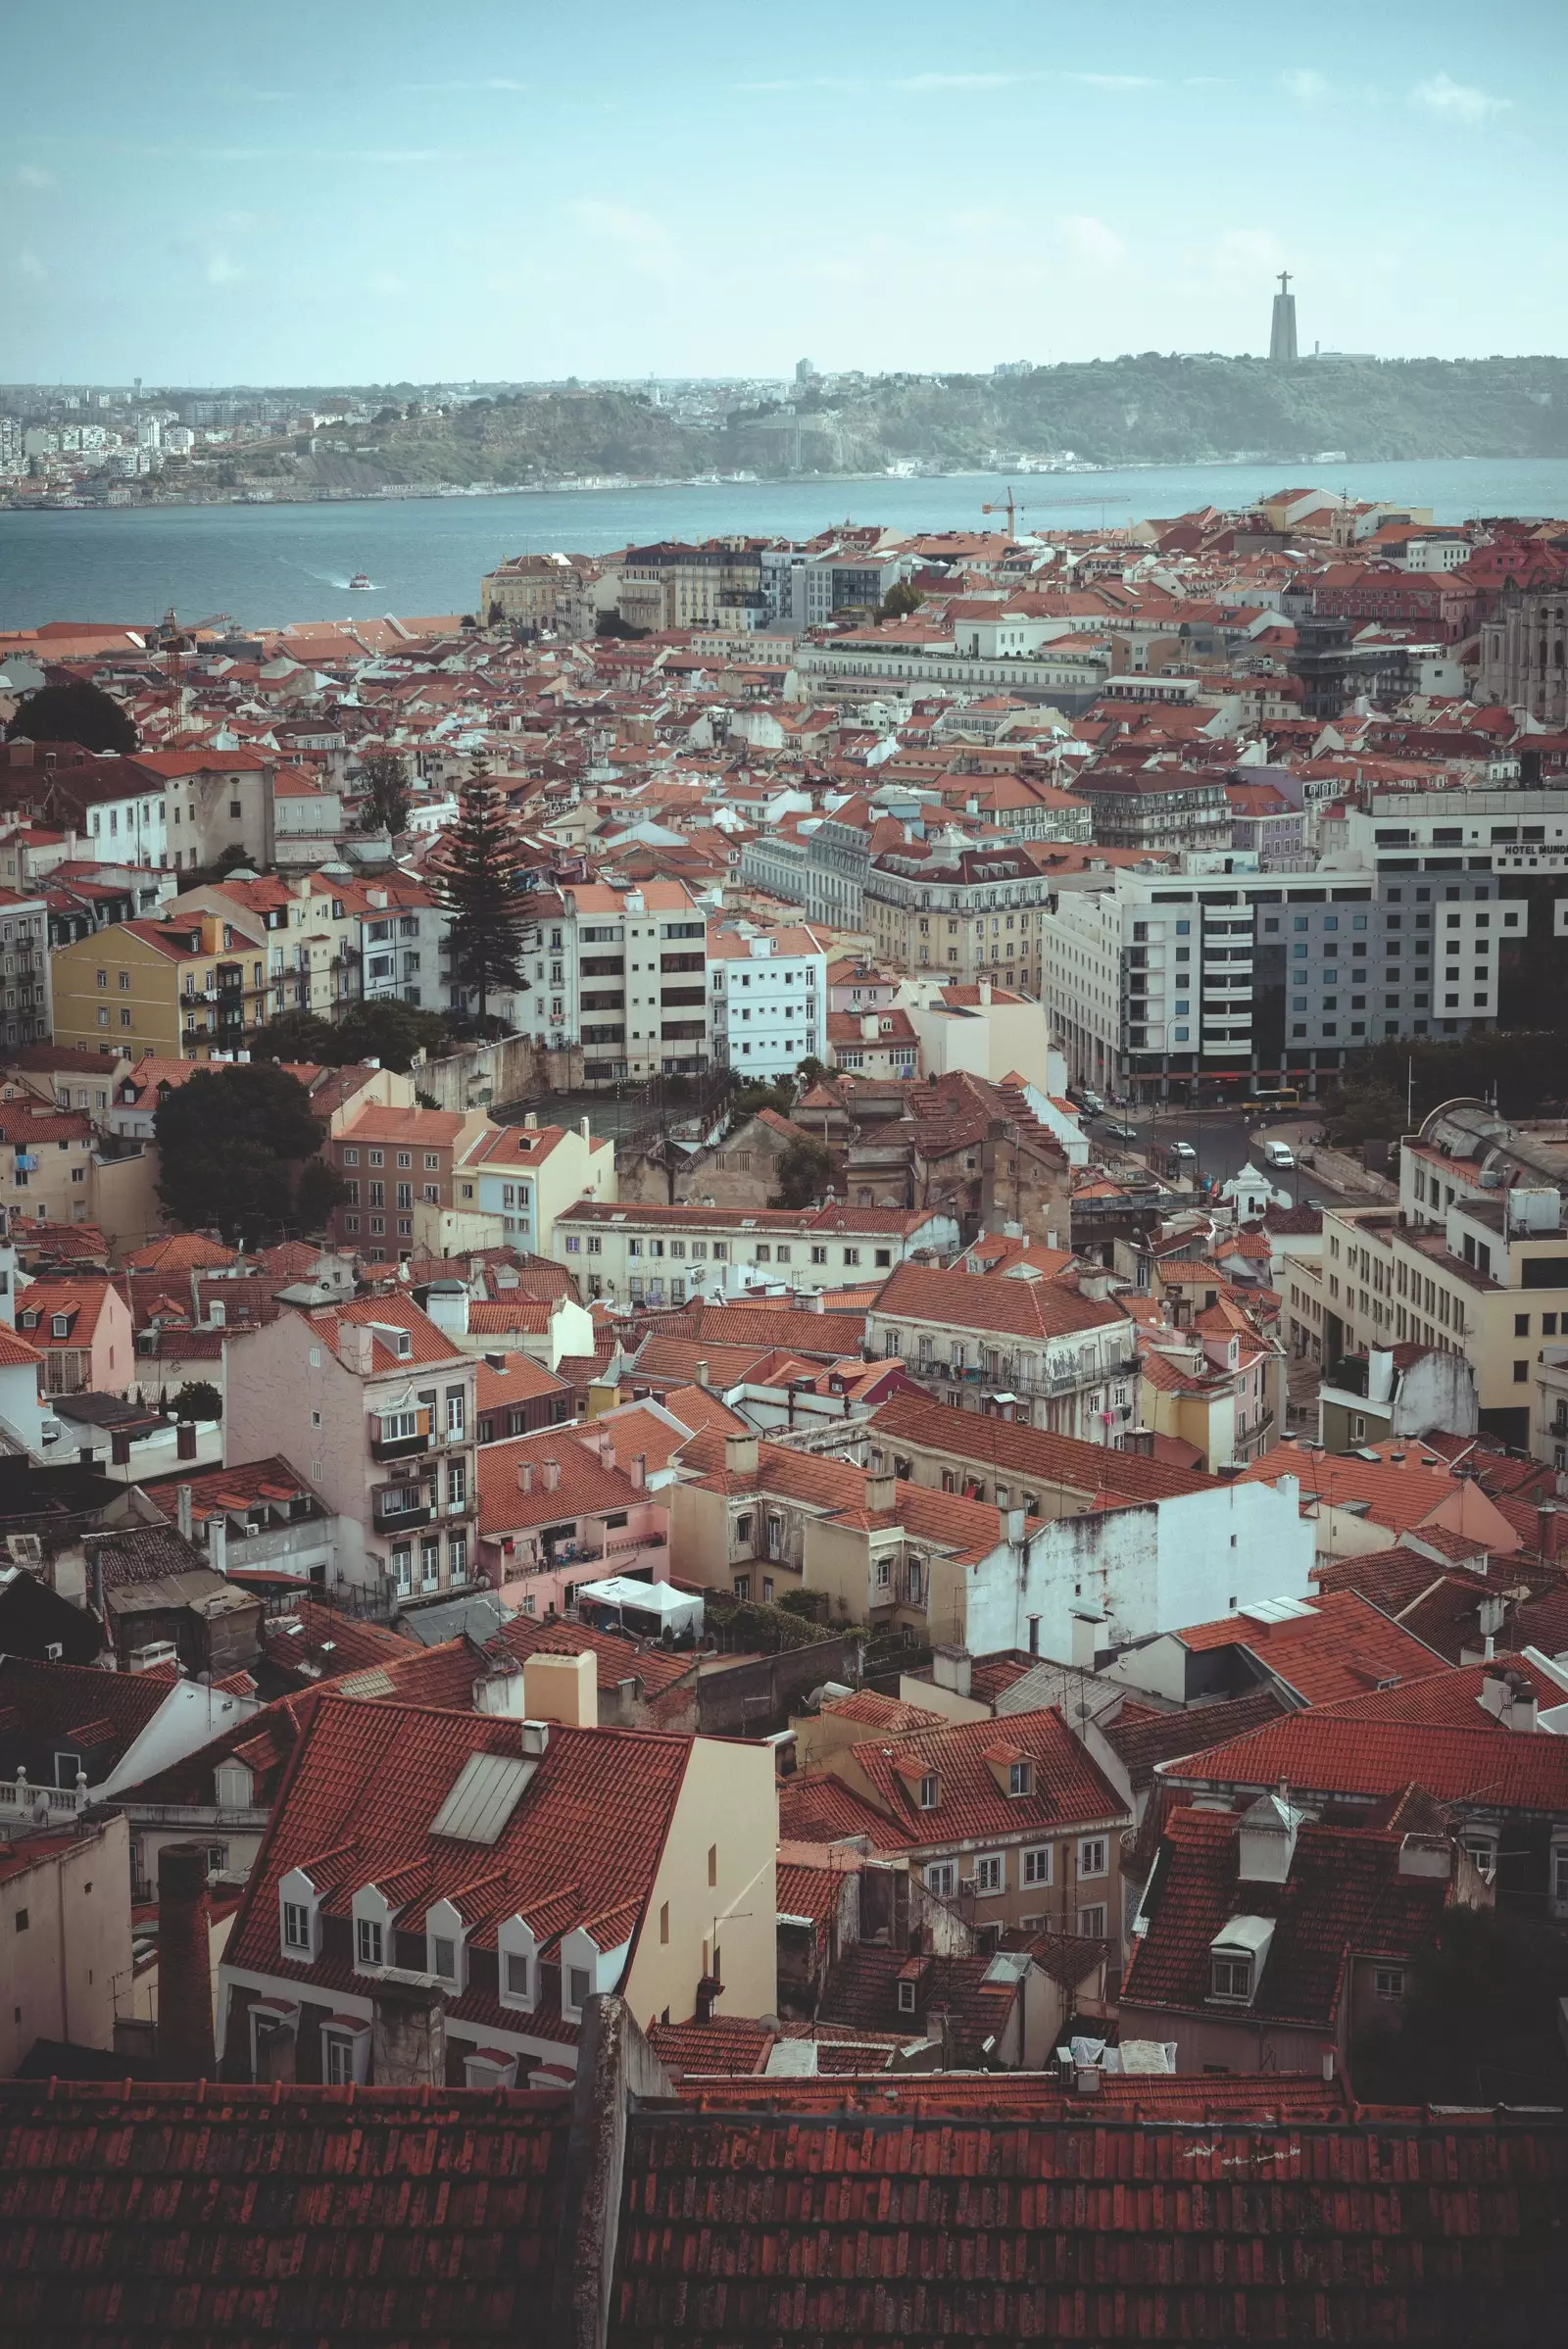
[1407,1055,1414,1131]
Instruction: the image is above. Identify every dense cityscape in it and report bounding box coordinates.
[5,0,1568,2325]
[2,466,1568,2331]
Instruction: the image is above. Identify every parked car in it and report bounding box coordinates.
[1263,1139,1297,1169]
[1103,1117,1140,1143]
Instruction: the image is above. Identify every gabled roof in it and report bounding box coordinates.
[1171,1589,1446,1707]
[867,1389,1215,1503]
[224,1694,696,2046]
[871,1259,1128,1341]
[1162,1711,1568,1815]
[843,1704,1128,1843]
[1121,1803,1451,2027]
[0,1653,172,1776]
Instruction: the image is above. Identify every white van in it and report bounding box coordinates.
[1262,1139,1296,1170]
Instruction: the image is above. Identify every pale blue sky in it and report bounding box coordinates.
[1,0,1559,383]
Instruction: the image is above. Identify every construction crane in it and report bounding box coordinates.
[981,486,1028,540]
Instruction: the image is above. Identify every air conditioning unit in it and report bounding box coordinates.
[958,1877,976,1895]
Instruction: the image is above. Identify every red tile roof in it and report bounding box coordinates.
[1121,1804,1452,2028]
[1162,1711,1568,1814]
[872,1260,1129,1343]
[224,1694,695,2048]
[867,1389,1216,1502]
[843,1704,1128,1845]
[613,2099,1568,2340]
[1172,1589,1446,1706]
[0,2080,570,2341]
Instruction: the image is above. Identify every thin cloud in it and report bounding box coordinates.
[566,200,675,271]
[401,77,529,93]
[16,250,46,281]
[1056,213,1128,269]
[206,252,245,285]
[1282,68,1331,103]
[13,164,54,189]
[1413,72,1509,122]
[1064,73,1157,90]
[894,72,1036,91]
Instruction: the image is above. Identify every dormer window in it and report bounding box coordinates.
[498,1913,538,2011]
[51,1314,69,1338]
[356,1915,383,1968]
[352,1883,394,1973]
[1211,1953,1252,2002]
[425,1896,466,1991]
[277,1865,320,1961]
[1008,1760,1032,1797]
[897,1979,916,2014]
[918,1772,939,1810]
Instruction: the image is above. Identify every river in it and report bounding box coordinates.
[3,458,1568,632]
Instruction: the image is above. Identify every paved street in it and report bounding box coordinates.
[1089,1106,1361,1213]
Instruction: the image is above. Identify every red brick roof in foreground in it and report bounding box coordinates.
[614,2102,1568,2344]
[0,2080,570,2343]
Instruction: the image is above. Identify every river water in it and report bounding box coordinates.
[3,458,1568,632]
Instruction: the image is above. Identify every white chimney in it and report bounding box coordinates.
[1236,1786,1300,1884]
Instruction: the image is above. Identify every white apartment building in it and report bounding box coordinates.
[708,921,827,1081]
[554,1199,958,1308]
[1045,864,1512,1101]
[520,879,711,1085]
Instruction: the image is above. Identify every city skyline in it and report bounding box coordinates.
[1,0,1562,383]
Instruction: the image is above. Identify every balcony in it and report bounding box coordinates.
[373,1495,434,1535]
[370,1429,429,1464]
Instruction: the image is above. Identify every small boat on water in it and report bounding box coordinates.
[348,571,372,591]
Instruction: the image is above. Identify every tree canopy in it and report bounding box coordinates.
[153,1062,327,1248]
[351,750,412,837]
[254,998,454,1075]
[770,1135,833,1209]
[7,675,137,756]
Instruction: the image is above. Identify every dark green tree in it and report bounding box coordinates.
[436,772,527,1022]
[295,1155,349,1233]
[351,750,412,836]
[770,1136,834,1208]
[335,998,453,1072]
[254,1008,338,1064]
[154,1062,323,1248]
[879,580,924,619]
[172,1380,223,1423]
[7,676,137,755]
[1328,1079,1408,1149]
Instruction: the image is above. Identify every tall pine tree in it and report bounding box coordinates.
[437,767,527,1021]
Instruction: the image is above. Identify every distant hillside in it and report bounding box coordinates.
[289,359,1568,490]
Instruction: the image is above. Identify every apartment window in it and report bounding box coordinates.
[356,1916,383,1968]
[420,1538,440,1589]
[924,1861,956,1899]
[393,1546,413,1595]
[1007,1760,1032,1796]
[1078,1905,1107,1938]
[1078,1837,1107,1879]
[1022,1846,1053,1886]
[1515,1361,1529,1384]
[431,1935,457,1982]
[917,1772,939,1809]
[1516,1313,1530,1337]
[1374,1966,1406,2002]
[322,2029,365,2086]
[732,1574,750,1600]
[974,1854,1004,1894]
[506,1948,531,2001]
[282,1900,311,1952]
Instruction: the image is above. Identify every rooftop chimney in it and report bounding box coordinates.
[724,1431,759,1478]
[864,1471,896,1514]
[370,1981,446,2087]
[522,1646,597,1730]
[630,1451,647,1491]
[1237,1787,1300,1884]
[157,1841,216,2080]
[695,1358,710,1389]
[176,1483,193,1542]
[542,1457,561,1493]
[1539,1503,1560,1564]
[517,1461,535,1494]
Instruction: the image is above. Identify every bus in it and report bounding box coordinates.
[1247,1085,1299,1110]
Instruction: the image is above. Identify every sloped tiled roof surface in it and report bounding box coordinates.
[1164,1712,1568,1811]
[0,1653,172,1772]
[868,1390,1216,1502]
[0,2080,570,2344]
[777,1775,913,1850]
[1121,1806,1450,2028]
[225,1695,694,2048]
[873,1259,1128,1341]
[1174,1589,1445,1706]
[1099,1687,1292,1786]
[813,1945,1017,2062]
[847,1705,1128,1844]
[613,2101,1568,2343]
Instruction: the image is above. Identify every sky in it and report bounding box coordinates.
[2,0,1563,385]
